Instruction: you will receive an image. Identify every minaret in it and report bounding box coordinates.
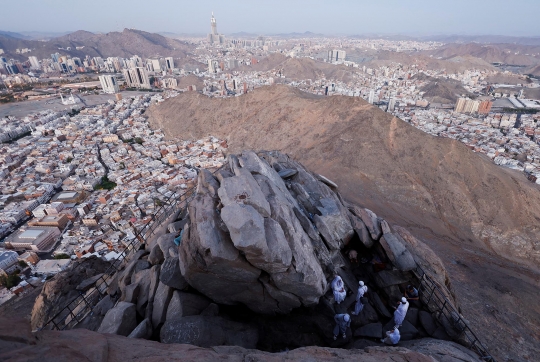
[211,12,217,35]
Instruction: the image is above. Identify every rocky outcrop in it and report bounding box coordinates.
[178,152,340,314]
[31,256,111,330]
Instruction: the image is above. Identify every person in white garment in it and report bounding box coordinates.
[331,275,347,304]
[381,327,400,345]
[351,281,368,315]
[333,313,351,340]
[393,297,409,327]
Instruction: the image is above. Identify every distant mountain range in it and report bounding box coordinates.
[0,30,71,40]
[0,29,194,61]
[421,43,540,67]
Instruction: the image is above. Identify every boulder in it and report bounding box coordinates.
[197,168,221,196]
[354,208,382,240]
[160,316,258,349]
[166,291,212,320]
[278,169,297,178]
[405,308,419,327]
[380,219,393,235]
[220,203,291,273]
[317,174,338,189]
[373,270,410,288]
[379,233,416,271]
[200,303,219,317]
[432,326,452,341]
[151,282,174,328]
[399,321,419,341]
[127,319,152,339]
[147,243,164,265]
[117,250,149,292]
[179,155,331,314]
[157,233,178,258]
[121,283,140,304]
[382,285,403,302]
[419,311,438,336]
[160,257,188,290]
[354,323,382,338]
[347,211,374,248]
[168,219,188,234]
[369,291,391,318]
[93,295,115,317]
[97,302,137,336]
[76,273,104,292]
[217,167,271,218]
[131,265,159,318]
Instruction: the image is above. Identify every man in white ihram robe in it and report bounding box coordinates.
[352,280,368,315]
[394,297,409,327]
[331,275,346,304]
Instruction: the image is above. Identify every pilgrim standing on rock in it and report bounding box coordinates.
[352,281,368,315]
[333,313,351,340]
[393,297,409,327]
[331,275,347,304]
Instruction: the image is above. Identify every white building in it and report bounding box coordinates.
[28,56,40,70]
[328,50,346,63]
[165,57,174,71]
[122,67,151,89]
[368,89,375,104]
[0,251,18,272]
[99,75,120,94]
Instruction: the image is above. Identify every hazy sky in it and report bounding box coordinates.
[3,0,540,36]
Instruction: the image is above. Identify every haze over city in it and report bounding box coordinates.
[3,0,540,36]
[0,3,539,362]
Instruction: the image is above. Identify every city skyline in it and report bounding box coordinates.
[2,0,540,37]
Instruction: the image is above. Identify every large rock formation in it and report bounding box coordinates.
[178,151,361,313]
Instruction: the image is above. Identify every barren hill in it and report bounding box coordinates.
[423,43,540,67]
[147,85,540,360]
[0,29,194,61]
[415,74,472,103]
[237,54,358,82]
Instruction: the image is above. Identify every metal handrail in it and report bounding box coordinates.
[38,164,226,331]
[414,265,495,362]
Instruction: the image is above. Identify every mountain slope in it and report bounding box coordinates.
[0,29,194,61]
[415,73,472,103]
[237,54,359,82]
[146,85,540,360]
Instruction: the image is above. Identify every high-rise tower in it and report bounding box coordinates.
[211,12,218,35]
[208,12,225,45]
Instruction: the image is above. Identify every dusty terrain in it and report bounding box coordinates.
[147,85,540,361]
